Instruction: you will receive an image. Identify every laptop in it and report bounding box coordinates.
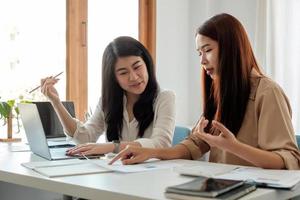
[18,103,76,160]
[32,101,76,147]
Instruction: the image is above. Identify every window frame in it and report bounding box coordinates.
[66,0,156,120]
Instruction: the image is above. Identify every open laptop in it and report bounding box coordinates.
[32,101,76,147]
[18,103,76,160]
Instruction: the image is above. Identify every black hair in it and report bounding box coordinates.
[101,36,159,141]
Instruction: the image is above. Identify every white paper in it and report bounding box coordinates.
[93,159,183,173]
[215,168,300,189]
[33,162,112,178]
[175,163,300,189]
[173,162,238,177]
[22,159,84,169]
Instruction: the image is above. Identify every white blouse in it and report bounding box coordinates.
[68,90,176,148]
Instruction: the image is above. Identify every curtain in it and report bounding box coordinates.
[255,0,300,134]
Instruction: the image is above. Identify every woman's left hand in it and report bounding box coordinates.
[193,118,239,152]
[66,143,112,156]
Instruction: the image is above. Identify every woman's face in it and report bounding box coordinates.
[114,56,149,96]
[195,34,219,79]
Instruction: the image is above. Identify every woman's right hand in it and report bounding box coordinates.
[109,146,154,165]
[41,77,60,103]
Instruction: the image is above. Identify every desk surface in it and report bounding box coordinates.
[0,143,299,200]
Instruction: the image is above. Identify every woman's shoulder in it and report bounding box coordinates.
[156,89,176,100]
[257,77,285,94]
[255,77,289,102]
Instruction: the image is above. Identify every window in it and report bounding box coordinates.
[0,0,156,122]
[0,0,66,101]
[87,0,138,110]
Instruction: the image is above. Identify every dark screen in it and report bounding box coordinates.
[33,101,76,138]
[202,178,241,192]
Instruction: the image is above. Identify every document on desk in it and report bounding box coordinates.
[22,159,182,177]
[174,163,300,189]
[22,159,84,169]
[174,161,238,177]
[22,159,112,178]
[216,168,300,189]
[94,159,183,173]
[33,162,112,178]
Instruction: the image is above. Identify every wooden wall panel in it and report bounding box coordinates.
[139,0,156,63]
[66,0,87,121]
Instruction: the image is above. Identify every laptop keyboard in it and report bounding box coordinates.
[49,144,75,148]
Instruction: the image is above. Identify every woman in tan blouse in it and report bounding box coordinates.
[110,14,300,170]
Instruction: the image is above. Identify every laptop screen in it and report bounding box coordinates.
[33,101,76,138]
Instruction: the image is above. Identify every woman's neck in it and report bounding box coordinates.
[126,93,140,106]
[126,93,140,122]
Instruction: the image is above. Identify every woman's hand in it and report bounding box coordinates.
[109,146,154,165]
[66,143,113,156]
[193,117,239,152]
[40,77,60,103]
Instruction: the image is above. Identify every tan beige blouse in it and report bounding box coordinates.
[180,70,300,170]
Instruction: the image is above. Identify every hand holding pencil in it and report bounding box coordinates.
[38,72,63,103]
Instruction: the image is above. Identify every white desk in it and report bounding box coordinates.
[0,143,300,200]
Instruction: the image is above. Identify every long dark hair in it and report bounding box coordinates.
[101,36,159,141]
[197,13,263,135]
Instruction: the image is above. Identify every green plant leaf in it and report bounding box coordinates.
[0,102,11,118]
[20,100,32,104]
[7,99,15,108]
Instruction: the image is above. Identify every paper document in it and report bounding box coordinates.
[22,159,84,169]
[22,159,112,178]
[216,167,300,189]
[175,162,300,189]
[94,159,183,173]
[33,162,112,178]
[174,162,238,177]
[21,158,181,178]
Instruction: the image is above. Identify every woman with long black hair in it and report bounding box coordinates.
[41,36,175,155]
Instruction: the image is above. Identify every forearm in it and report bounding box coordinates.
[51,100,77,136]
[120,141,141,151]
[151,144,192,160]
[229,141,285,169]
[101,142,142,154]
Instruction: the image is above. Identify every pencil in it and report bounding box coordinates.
[29,71,63,93]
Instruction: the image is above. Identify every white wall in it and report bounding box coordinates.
[156,0,190,126]
[156,0,258,127]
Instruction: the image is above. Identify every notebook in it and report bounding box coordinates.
[166,177,245,198]
[165,179,256,200]
[18,103,99,160]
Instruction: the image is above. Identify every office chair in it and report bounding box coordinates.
[296,135,300,149]
[172,126,191,146]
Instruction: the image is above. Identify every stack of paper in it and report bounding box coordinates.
[93,159,183,173]
[216,168,300,189]
[22,159,112,178]
[22,158,183,178]
[174,163,300,189]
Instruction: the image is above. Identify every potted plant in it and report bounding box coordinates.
[0,99,22,142]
